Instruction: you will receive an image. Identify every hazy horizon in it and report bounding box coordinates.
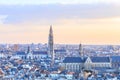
[0,0,120,45]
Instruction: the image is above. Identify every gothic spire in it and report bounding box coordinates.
[79,43,83,57]
[48,25,54,65]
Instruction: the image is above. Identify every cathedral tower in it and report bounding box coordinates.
[79,43,83,57]
[48,25,54,65]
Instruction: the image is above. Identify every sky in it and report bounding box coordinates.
[0,0,120,44]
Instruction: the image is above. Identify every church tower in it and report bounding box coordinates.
[79,43,83,57]
[26,46,33,60]
[48,25,54,65]
[27,46,30,54]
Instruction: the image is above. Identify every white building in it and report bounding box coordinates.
[16,51,48,60]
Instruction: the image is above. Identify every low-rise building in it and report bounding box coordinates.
[16,51,48,60]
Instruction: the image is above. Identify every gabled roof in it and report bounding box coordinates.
[33,51,48,55]
[63,57,86,63]
[16,51,26,55]
[90,57,110,63]
[111,56,120,62]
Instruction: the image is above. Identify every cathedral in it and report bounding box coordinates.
[61,44,112,72]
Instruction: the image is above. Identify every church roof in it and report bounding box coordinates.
[90,57,110,63]
[111,56,120,62]
[16,51,26,55]
[63,57,110,63]
[93,67,111,71]
[63,57,86,63]
[33,51,48,55]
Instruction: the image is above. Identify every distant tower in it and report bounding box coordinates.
[48,25,54,65]
[79,43,83,57]
[26,46,33,60]
[13,44,19,51]
[27,46,30,54]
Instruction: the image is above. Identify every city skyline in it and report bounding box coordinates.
[0,0,120,44]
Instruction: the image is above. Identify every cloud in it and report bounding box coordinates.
[0,15,8,24]
[0,0,120,5]
[0,4,120,24]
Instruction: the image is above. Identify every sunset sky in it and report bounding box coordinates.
[0,0,120,44]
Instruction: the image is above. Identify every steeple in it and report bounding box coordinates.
[48,25,54,65]
[26,46,33,60]
[27,46,30,54]
[49,25,53,36]
[79,43,83,57]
